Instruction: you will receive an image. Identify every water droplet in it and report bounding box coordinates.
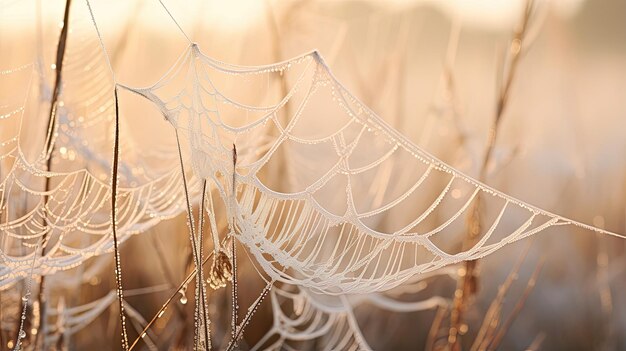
[459,324,469,335]
[179,295,188,305]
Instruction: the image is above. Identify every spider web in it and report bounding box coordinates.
[253,281,449,351]
[2,1,624,349]
[119,40,623,296]
[0,0,196,287]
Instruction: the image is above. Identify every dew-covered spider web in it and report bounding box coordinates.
[253,279,450,351]
[118,34,623,296]
[0,0,197,288]
[1,0,625,350]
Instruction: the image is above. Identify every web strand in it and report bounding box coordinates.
[84,0,115,80]
[156,0,193,44]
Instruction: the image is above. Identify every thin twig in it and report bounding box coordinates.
[225,281,274,351]
[448,2,535,348]
[426,305,449,351]
[111,86,130,350]
[128,251,216,351]
[37,1,72,347]
[480,0,534,178]
[173,129,204,348]
[149,234,186,319]
[526,332,546,351]
[198,180,212,350]
[110,0,144,68]
[471,240,534,351]
[230,144,239,345]
[487,258,545,350]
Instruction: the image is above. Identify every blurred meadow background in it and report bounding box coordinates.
[1,0,626,350]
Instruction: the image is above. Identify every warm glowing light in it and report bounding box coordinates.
[201,0,264,31]
[386,0,587,29]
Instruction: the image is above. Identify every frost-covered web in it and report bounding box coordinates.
[256,284,373,351]
[0,283,168,348]
[253,281,449,351]
[0,0,195,287]
[118,38,623,296]
[3,0,626,349]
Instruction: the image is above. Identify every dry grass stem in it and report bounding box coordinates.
[448,1,536,349]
